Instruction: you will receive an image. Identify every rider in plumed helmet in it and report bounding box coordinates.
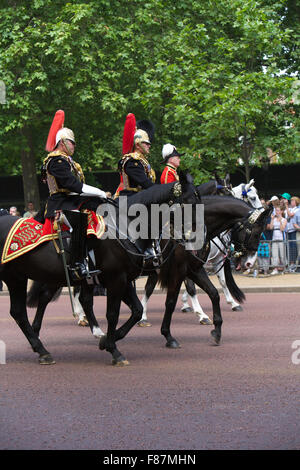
[42,110,107,281]
[114,113,156,198]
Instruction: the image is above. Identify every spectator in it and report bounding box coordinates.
[257,232,270,275]
[267,206,287,275]
[23,201,38,218]
[257,203,272,275]
[269,196,280,215]
[9,206,20,216]
[283,195,300,272]
[292,200,300,269]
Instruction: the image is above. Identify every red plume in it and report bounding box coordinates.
[122,113,136,155]
[45,110,65,152]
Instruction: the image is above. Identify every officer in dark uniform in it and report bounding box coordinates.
[114,114,160,264]
[114,115,156,198]
[42,110,107,280]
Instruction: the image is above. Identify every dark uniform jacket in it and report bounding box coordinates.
[42,150,99,219]
[116,151,156,197]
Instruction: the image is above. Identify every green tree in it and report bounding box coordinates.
[0,0,299,207]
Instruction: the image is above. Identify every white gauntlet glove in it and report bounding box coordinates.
[81,183,107,199]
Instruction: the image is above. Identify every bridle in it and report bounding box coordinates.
[231,207,265,257]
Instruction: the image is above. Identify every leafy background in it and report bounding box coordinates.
[0,0,299,206]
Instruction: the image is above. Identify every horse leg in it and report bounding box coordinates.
[73,286,89,326]
[31,284,62,337]
[115,281,144,339]
[99,275,129,366]
[78,282,105,338]
[6,278,55,364]
[217,267,242,311]
[139,271,158,327]
[188,267,223,345]
[183,278,213,325]
[161,279,183,349]
[181,288,192,312]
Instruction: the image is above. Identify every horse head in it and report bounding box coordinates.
[231,180,262,209]
[230,203,272,270]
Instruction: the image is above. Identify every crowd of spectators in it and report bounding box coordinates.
[256,192,300,275]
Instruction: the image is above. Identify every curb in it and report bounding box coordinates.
[1,287,300,296]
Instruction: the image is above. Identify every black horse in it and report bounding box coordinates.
[138,174,233,326]
[27,175,232,335]
[0,179,198,366]
[27,194,271,363]
[155,196,272,348]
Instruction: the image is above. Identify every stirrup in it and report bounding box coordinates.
[69,262,101,281]
[69,263,89,281]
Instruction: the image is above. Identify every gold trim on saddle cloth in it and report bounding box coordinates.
[1,212,106,265]
[1,218,59,264]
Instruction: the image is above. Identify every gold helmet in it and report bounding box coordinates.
[134,119,155,148]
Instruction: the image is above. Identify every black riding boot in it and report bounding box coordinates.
[64,210,99,281]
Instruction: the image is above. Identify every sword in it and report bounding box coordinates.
[55,213,76,318]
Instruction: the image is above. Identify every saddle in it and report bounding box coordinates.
[1,211,105,265]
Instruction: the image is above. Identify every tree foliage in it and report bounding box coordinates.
[0,0,299,202]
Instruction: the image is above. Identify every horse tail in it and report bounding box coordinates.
[158,255,173,290]
[26,281,62,308]
[223,258,245,303]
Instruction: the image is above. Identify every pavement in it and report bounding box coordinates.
[134,271,300,294]
[1,270,299,295]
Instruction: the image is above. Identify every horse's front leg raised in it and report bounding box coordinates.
[183,278,213,325]
[161,279,182,349]
[115,281,144,338]
[188,267,223,345]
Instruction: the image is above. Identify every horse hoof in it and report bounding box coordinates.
[99,335,107,350]
[166,340,181,349]
[92,327,105,338]
[210,330,221,345]
[232,306,243,311]
[39,354,56,365]
[137,320,152,327]
[78,319,89,327]
[112,358,130,366]
[181,307,192,313]
[199,317,213,325]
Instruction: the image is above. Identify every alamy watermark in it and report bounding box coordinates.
[291,340,300,365]
[0,340,6,364]
[0,80,6,104]
[97,198,205,250]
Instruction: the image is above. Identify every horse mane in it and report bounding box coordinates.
[201,194,251,209]
[124,182,176,208]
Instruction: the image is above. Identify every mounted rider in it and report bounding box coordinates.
[160,143,184,184]
[114,113,156,198]
[114,113,161,263]
[42,109,107,281]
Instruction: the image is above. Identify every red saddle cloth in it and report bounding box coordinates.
[1,211,105,265]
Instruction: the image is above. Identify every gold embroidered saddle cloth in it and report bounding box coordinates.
[1,210,105,264]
